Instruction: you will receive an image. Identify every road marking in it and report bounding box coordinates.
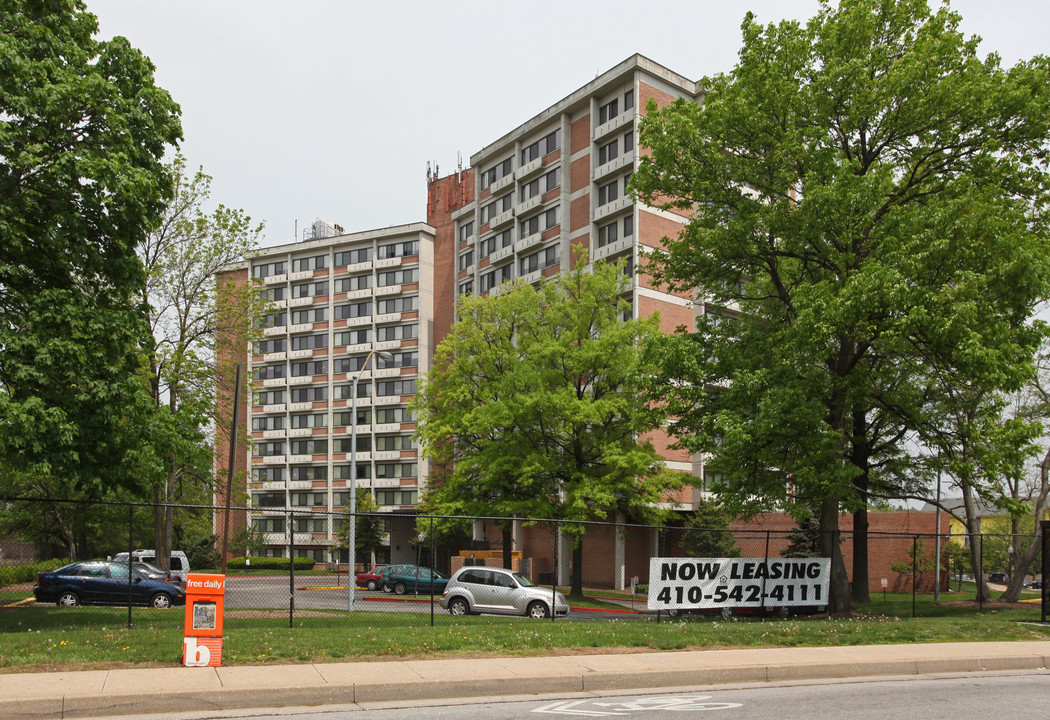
[534,695,742,716]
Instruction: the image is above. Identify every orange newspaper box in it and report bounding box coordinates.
[182,573,225,667]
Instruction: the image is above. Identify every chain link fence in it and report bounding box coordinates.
[0,497,1045,627]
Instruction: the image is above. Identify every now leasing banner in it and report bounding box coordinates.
[647,557,831,611]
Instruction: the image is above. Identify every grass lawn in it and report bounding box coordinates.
[1,584,1046,671]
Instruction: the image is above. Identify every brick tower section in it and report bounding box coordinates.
[426,167,475,348]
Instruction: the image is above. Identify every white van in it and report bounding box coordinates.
[113,550,190,583]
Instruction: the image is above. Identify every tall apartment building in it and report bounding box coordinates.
[427,54,708,512]
[220,222,434,566]
[218,55,712,570]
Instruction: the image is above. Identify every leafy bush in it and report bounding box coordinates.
[224,556,315,571]
[0,558,69,588]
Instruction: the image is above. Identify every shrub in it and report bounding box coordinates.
[0,558,69,588]
[224,556,315,571]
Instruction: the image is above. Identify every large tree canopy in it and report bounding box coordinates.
[414,259,684,593]
[0,0,182,502]
[633,0,1050,612]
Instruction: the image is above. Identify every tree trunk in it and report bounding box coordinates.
[571,541,583,597]
[961,483,992,602]
[851,407,871,603]
[1000,446,1050,602]
[501,524,513,570]
[820,496,851,614]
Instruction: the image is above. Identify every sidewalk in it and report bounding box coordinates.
[2,641,1048,720]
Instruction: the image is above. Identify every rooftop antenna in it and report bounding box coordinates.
[457,151,463,176]
[426,161,432,183]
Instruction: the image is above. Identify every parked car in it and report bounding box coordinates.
[33,561,186,608]
[440,566,569,619]
[112,550,190,583]
[383,566,449,595]
[128,561,179,584]
[356,564,396,591]
[1029,578,1043,589]
[988,572,1009,585]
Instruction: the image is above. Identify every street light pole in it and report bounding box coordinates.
[348,348,393,613]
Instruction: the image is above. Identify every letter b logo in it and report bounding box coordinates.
[183,637,211,667]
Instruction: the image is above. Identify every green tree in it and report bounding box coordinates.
[139,154,262,572]
[0,1,182,539]
[634,0,1050,613]
[334,489,385,568]
[680,498,740,559]
[415,258,684,595]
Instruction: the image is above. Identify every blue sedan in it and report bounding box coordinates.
[383,566,449,595]
[33,560,187,608]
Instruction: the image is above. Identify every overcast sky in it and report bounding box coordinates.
[85,1,1049,249]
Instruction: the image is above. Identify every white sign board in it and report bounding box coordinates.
[647,557,831,611]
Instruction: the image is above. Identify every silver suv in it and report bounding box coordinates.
[439,566,569,619]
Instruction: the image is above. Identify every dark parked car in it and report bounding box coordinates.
[988,572,1009,585]
[356,564,407,591]
[383,566,449,595]
[33,561,186,608]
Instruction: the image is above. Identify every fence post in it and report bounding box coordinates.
[289,511,295,629]
[1041,520,1048,624]
[552,522,559,623]
[978,533,984,613]
[126,503,133,629]
[763,531,771,615]
[430,515,435,627]
[911,535,918,619]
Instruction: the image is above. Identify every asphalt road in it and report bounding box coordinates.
[188,673,1049,720]
[223,575,634,620]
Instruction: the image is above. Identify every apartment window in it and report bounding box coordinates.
[375,435,417,451]
[291,255,328,272]
[252,467,284,482]
[598,178,619,206]
[259,311,286,329]
[290,385,327,403]
[375,463,418,479]
[334,301,372,320]
[377,295,418,314]
[333,328,371,346]
[291,413,327,429]
[480,156,513,187]
[598,138,618,166]
[458,221,475,243]
[334,247,372,266]
[479,263,514,293]
[598,220,618,248]
[252,261,286,279]
[291,307,327,325]
[624,214,634,238]
[253,441,284,457]
[459,279,474,296]
[459,250,475,271]
[334,381,370,400]
[291,333,328,351]
[290,486,327,502]
[377,240,419,259]
[258,286,286,302]
[252,415,285,431]
[254,492,285,508]
[520,167,561,202]
[624,129,634,153]
[333,408,371,426]
[335,274,372,293]
[290,439,328,455]
[255,337,287,355]
[377,268,419,287]
[293,280,329,298]
[333,463,371,480]
[294,517,327,533]
[253,364,286,380]
[291,360,327,377]
[334,357,369,374]
[598,98,618,124]
[624,89,634,111]
[520,244,560,275]
[521,129,561,164]
[254,517,286,533]
[376,489,418,506]
[375,406,414,424]
[376,378,417,397]
[376,323,418,342]
[520,207,559,238]
[481,193,513,223]
[479,229,512,257]
[334,436,371,453]
[254,389,285,405]
[378,351,418,369]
